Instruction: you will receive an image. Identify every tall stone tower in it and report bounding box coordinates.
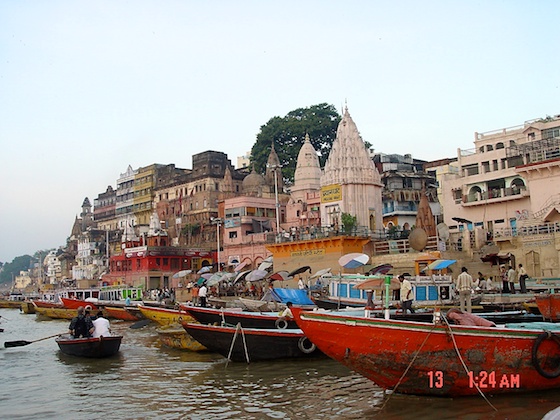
[321,107,383,231]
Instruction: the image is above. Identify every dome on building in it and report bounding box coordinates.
[242,168,266,196]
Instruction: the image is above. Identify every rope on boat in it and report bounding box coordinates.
[379,324,437,412]
[442,316,498,412]
[225,322,250,367]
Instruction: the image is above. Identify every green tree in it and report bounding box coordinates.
[341,212,357,234]
[0,255,33,285]
[251,103,342,183]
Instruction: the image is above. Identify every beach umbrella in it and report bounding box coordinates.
[287,266,311,277]
[310,268,331,279]
[258,261,273,271]
[206,272,226,286]
[233,260,250,272]
[365,264,393,276]
[245,269,268,282]
[268,271,291,282]
[197,266,211,274]
[338,253,369,269]
[234,270,251,284]
[355,276,401,291]
[172,269,192,279]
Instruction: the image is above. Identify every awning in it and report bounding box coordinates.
[422,259,456,272]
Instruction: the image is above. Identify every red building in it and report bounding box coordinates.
[102,234,213,290]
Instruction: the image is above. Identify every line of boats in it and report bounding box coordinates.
[5,278,560,398]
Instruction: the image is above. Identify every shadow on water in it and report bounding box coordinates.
[56,351,126,374]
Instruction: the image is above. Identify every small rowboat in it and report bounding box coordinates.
[56,335,123,358]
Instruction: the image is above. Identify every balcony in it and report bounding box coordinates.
[462,186,528,206]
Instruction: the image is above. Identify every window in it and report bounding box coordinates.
[229,231,238,239]
[496,142,504,149]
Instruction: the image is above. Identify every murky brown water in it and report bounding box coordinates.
[0,308,558,419]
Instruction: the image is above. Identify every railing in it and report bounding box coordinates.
[534,194,560,219]
[494,222,560,239]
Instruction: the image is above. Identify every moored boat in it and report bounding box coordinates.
[536,294,560,322]
[60,297,99,310]
[34,305,80,320]
[291,307,560,396]
[156,323,207,351]
[104,306,142,321]
[56,335,122,358]
[137,304,194,326]
[179,304,299,329]
[182,322,322,362]
[20,301,36,314]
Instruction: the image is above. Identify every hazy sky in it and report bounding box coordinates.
[1,1,559,263]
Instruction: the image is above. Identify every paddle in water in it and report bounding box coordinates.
[4,333,64,348]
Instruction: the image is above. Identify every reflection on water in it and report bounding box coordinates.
[1,308,560,419]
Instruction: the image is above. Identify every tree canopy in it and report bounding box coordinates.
[0,255,33,285]
[250,103,342,183]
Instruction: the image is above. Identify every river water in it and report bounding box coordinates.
[1,307,559,420]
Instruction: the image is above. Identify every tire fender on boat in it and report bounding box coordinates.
[275,318,288,329]
[298,336,316,354]
[532,331,560,379]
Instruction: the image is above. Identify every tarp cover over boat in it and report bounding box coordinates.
[271,288,315,306]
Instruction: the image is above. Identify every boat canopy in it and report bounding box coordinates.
[271,288,315,306]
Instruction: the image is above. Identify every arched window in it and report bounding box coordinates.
[496,142,504,149]
[468,186,482,201]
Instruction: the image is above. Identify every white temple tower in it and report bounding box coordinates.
[320,107,383,232]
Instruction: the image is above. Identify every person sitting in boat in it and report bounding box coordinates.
[279,301,294,319]
[92,311,111,338]
[68,306,94,338]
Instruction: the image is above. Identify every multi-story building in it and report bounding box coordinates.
[440,114,560,249]
[374,153,438,236]
[93,185,117,231]
[153,151,246,249]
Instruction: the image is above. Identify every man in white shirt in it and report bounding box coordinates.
[92,311,111,338]
[199,283,208,307]
[398,275,415,314]
[456,267,474,313]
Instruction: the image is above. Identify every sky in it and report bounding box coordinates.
[1,1,559,263]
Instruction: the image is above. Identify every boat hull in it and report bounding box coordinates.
[536,294,560,322]
[20,301,36,314]
[156,324,207,351]
[182,322,322,362]
[181,305,299,329]
[60,297,99,310]
[56,335,122,358]
[138,305,194,326]
[104,306,142,321]
[292,308,560,396]
[35,306,79,320]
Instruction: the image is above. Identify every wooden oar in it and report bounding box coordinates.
[4,333,64,348]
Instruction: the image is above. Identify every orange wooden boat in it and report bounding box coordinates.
[104,306,142,321]
[535,294,560,322]
[292,307,560,396]
[60,297,99,310]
